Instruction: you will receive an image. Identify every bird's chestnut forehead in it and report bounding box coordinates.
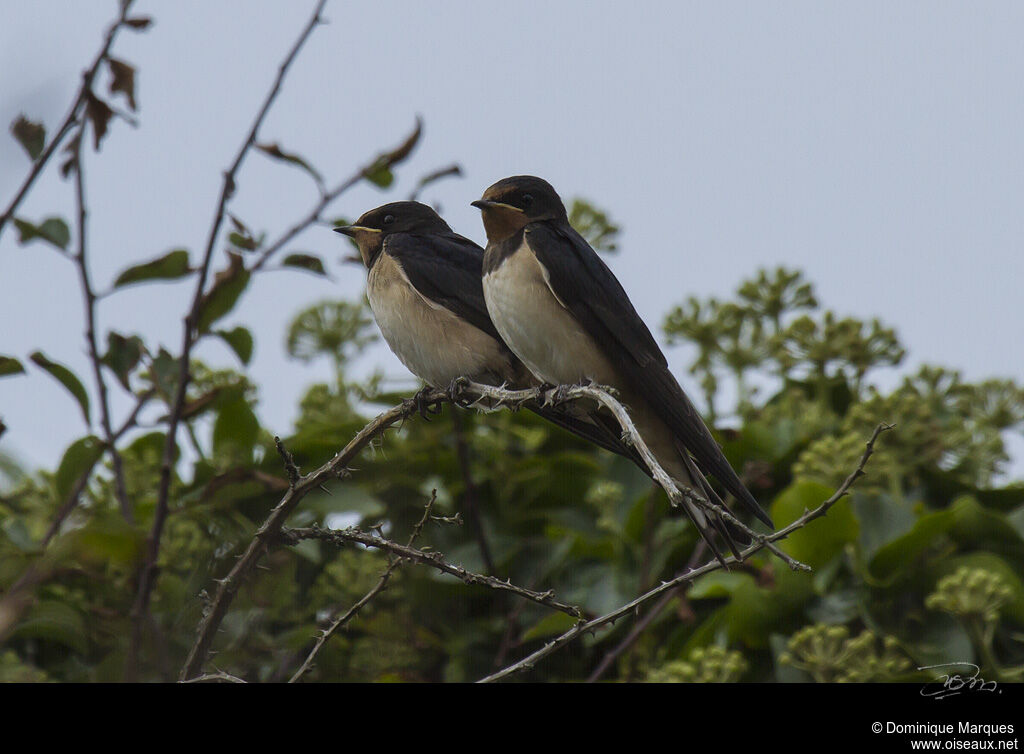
[481,175,558,202]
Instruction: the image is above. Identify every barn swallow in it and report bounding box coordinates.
[473,176,773,561]
[334,201,641,462]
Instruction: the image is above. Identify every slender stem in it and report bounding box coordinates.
[288,491,438,683]
[127,0,329,681]
[179,387,432,681]
[479,422,892,682]
[249,117,422,274]
[285,525,582,619]
[0,2,132,239]
[71,127,133,523]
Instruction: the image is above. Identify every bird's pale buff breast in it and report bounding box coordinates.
[367,253,512,387]
[482,241,701,505]
[482,241,618,387]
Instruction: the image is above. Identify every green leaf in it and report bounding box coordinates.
[13,216,70,251]
[282,253,326,277]
[227,231,258,251]
[214,327,254,365]
[851,492,918,561]
[11,600,87,653]
[101,332,145,390]
[362,116,422,189]
[256,142,323,187]
[869,508,955,581]
[771,479,858,568]
[10,115,45,160]
[806,589,861,624]
[521,611,577,642]
[212,394,259,460]
[112,248,190,288]
[71,514,142,566]
[689,571,753,600]
[30,351,90,424]
[946,495,1024,559]
[54,435,103,501]
[0,355,26,377]
[147,348,180,399]
[364,165,394,188]
[2,518,35,552]
[179,387,226,421]
[303,485,385,520]
[196,254,250,333]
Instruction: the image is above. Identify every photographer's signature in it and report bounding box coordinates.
[918,662,1000,700]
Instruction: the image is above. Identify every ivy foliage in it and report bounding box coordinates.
[2,259,1023,682]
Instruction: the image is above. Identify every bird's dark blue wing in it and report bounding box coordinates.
[385,230,653,472]
[383,232,500,341]
[524,221,772,528]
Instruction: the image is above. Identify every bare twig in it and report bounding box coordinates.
[478,423,893,682]
[283,524,582,619]
[408,163,462,201]
[178,388,444,681]
[128,0,329,681]
[179,376,888,682]
[70,127,133,524]
[182,670,247,684]
[0,2,133,238]
[274,435,300,487]
[586,541,708,683]
[249,117,423,274]
[288,490,438,682]
[460,380,800,568]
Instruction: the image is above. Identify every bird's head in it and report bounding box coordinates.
[471,175,567,243]
[334,201,451,267]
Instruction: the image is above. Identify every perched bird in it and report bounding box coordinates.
[472,176,773,561]
[333,201,638,460]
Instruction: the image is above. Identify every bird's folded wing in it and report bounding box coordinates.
[523,222,772,528]
[384,233,501,342]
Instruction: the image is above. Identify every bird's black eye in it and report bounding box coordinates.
[521,194,533,208]
[383,214,395,225]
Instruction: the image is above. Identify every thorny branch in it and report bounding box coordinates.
[478,421,893,683]
[178,389,440,681]
[585,540,709,683]
[180,378,889,682]
[127,0,329,681]
[287,490,439,683]
[282,525,583,619]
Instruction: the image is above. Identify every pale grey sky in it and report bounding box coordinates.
[2,1,1023,476]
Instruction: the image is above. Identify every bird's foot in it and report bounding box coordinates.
[446,376,470,407]
[408,385,443,421]
[551,382,580,406]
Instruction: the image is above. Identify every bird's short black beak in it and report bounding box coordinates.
[471,199,522,213]
[334,225,380,238]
